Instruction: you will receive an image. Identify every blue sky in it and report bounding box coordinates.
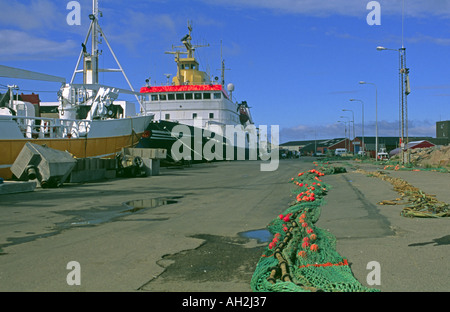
[0,0,449,143]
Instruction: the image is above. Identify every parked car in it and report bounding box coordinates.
[335,148,347,156]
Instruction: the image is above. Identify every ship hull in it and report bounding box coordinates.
[137,120,256,164]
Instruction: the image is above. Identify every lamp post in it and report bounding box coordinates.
[342,109,356,152]
[337,120,348,152]
[359,81,378,161]
[377,46,410,164]
[340,116,351,153]
[342,109,355,139]
[350,99,364,155]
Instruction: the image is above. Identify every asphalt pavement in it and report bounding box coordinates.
[0,158,448,292]
[316,161,449,292]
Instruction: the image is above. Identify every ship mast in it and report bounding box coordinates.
[92,0,99,58]
[220,40,230,87]
[69,0,141,105]
[165,21,210,86]
[185,22,194,58]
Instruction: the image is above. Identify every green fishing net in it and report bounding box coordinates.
[251,163,379,292]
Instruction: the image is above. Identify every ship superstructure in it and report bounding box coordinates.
[139,23,257,162]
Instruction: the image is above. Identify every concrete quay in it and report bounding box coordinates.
[0,158,448,292]
[0,181,36,195]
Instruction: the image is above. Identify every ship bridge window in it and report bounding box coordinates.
[176,93,184,100]
[151,94,158,101]
[160,94,167,101]
[209,113,214,119]
[214,93,222,99]
[194,93,202,100]
[203,93,211,100]
[185,93,193,100]
[168,94,175,100]
[165,113,170,120]
[182,64,197,70]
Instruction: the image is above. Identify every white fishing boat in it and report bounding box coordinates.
[0,0,153,179]
[138,23,260,163]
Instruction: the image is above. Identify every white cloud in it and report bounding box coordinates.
[98,8,178,54]
[222,41,242,57]
[0,30,77,61]
[0,0,64,31]
[401,0,450,18]
[198,0,363,17]
[0,0,179,58]
[198,0,450,18]
[407,34,450,46]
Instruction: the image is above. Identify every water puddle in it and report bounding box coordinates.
[1,196,182,253]
[122,197,181,213]
[59,196,182,228]
[239,229,273,243]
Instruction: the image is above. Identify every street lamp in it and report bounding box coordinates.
[377,46,410,164]
[350,99,364,154]
[376,46,398,52]
[337,120,348,152]
[342,109,355,140]
[359,81,378,161]
[342,109,355,152]
[340,116,351,153]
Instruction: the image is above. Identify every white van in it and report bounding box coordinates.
[335,148,347,156]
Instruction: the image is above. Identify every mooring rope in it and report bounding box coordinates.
[355,169,449,218]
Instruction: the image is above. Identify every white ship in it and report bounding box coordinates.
[0,0,153,179]
[138,23,260,163]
